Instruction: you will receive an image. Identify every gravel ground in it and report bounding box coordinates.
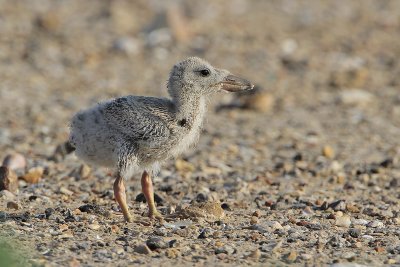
[0,1,399,266]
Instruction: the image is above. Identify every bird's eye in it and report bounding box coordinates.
[199,69,210,77]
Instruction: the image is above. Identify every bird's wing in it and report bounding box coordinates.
[101,97,171,145]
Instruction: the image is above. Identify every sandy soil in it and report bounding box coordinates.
[0,1,399,266]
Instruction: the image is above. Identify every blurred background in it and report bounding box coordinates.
[0,0,399,164]
[0,2,400,265]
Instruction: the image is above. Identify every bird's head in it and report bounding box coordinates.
[168,57,254,99]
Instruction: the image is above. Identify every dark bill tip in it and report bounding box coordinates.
[220,74,254,92]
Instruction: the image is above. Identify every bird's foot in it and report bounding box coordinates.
[124,214,133,223]
[148,210,164,222]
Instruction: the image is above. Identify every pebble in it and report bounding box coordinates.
[335,215,351,227]
[348,228,361,238]
[88,223,101,230]
[286,250,297,262]
[247,249,261,261]
[250,216,258,225]
[361,235,374,240]
[339,89,374,106]
[175,159,195,172]
[22,166,44,184]
[146,237,169,250]
[6,201,19,210]
[342,252,356,260]
[2,153,26,171]
[215,245,235,255]
[366,220,384,228]
[0,189,16,200]
[134,244,151,255]
[78,164,91,179]
[352,219,368,226]
[0,166,18,193]
[329,200,347,211]
[112,37,140,56]
[346,204,360,213]
[252,210,261,217]
[60,187,74,196]
[301,254,312,260]
[322,145,335,159]
[386,259,396,264]
[198,228,213,239]
[270,221,283,230]
[0,211,7,222]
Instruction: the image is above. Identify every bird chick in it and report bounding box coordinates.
[69,57,253,222]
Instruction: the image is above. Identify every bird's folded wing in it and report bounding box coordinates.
[102,98,171,145]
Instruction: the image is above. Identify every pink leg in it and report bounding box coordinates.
[113,174,133,222]
[141,171,162,220]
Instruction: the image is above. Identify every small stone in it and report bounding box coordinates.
[6,201,18,210]
[165,248,179,259]
[346,204,360,213]
[78,164,91,179]
[303,206,313,215]
[250,216,258,225]
[0,211,7,222]
[348,228,361,238]
[195,193,207,203]
[146,237,168,250]
[361,235,374,240]
[252,210,261,217]
[2,153,26,171]
[116,247,124,255]
[242,90,275,113]
[367,220,384,228]
[214,241,224,247]
[335,215,351,227]
[353,219,368,226]
[60,187,74,196]
[217,253,227,260]
[270,221,283,230]
[0,166,18,193]
[112,37,140,56]
[36,11,60,32]
[0,190,16,200]
[198,228,213,239]
[286,250,297,262]
[134,244,151,254]
[329,200,346,211]
[88,223,101,230]
[339,89,374,106]
[322,145,335,159]
[59,224,69,231]
[247,249,261,261]
[175,159,195,172]
[215,245,235,255]
[221,203,231,211]
[386,259,396,264]
[301,254,312,260]
[22,166,44,184]
[342,251,356,260]
[375,246,385,253]
[336,211,344,217]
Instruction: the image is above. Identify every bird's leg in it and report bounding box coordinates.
[141,171,163,220]
[113,174,133,222]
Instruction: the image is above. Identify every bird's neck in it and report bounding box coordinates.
[174,95,207,127]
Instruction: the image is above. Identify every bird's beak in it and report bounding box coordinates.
[219,74,254,92]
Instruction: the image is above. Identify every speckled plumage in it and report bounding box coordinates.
[70,57,253,179]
